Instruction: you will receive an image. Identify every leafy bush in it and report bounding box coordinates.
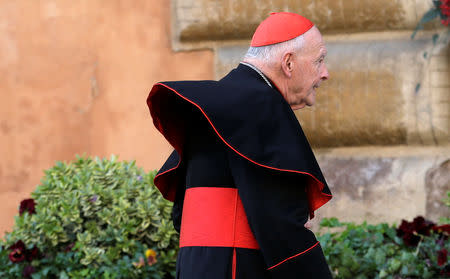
[440,192,450,224]
[318,217,449,279]
[0,155,178,279]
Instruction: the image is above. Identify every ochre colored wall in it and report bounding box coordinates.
[0,0,213,235]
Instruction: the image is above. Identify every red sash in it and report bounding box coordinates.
[180,187,259,249]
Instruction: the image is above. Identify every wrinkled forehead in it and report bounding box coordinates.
[303,27,327,55]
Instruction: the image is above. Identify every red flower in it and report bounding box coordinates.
[396,217,436,247]
[438,248,448,266]
[8,240,26,262]
[19,199,36,215]
[433,224,450,234]
[440,0,450,25]
[64,243,75,252]
[25,246,40,261]
[8,240,25,251]
[397,217,435,236]
[402,232,421,247]
[433,224,450,244]
[7,241,40,263]
[412,216,435,236]
[22,265,35,278]
[439,0,450,26]
[9,249,26,263]
[441,0,450,15]
[396,220,413,236]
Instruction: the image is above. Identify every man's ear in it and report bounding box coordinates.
[281,52,294,78]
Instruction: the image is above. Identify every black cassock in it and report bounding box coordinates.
[147,64,333,279]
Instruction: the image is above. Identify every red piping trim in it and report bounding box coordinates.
[267,241,320,271]
[232,248,237,279]
[156,164,179,178]
[154,158,181,201]
[152,82,332,199]
[232,191,238,247]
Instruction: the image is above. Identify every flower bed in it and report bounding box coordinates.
[318,214,449,278]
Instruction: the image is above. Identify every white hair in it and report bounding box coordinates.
[243,34,305,64]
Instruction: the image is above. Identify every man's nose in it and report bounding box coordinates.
[321,65,329,80]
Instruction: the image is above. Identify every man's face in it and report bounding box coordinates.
[287,27,329,110]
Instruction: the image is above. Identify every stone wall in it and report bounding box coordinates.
[173,0,450,228]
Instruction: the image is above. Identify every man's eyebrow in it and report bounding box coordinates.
[316,52,327,61]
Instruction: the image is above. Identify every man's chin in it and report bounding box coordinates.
[304,91,316,107]
[290,103,307,110]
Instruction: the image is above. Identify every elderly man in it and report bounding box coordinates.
[147,12,333,279]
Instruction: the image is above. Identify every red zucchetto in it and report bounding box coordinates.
[250,12,314,47]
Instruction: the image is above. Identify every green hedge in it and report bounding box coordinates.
[318,214,449,278]
[1,156,448,278]
[0,156,178,279]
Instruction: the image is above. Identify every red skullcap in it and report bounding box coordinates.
[251,12,314,47]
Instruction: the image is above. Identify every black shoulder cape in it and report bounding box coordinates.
[147,64,332,219]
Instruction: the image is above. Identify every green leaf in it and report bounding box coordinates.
[400,265,409,275]
[375,250,386,266]
[59,271,69,279]
[385,227,396,240]
[379,269,388,278]
[432,0,441,9]
[320,217,342,228]
[374,232,384,245]
[432,34,439,45]
[419,9,440,25]
[41,267,52,276]
[415,83,421,94]
[411,8,440,39]
[388,258,402,273]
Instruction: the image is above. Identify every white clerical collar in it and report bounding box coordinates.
[240,62,273,88]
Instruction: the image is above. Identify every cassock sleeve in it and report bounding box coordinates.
[226,150,333,278]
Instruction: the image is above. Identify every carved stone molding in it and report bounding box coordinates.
[173,0,433,45]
